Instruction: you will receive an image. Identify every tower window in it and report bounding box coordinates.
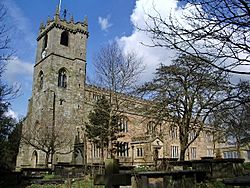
[43,34,48,50]
[58,68,67,88]
[38,71,44,90]
[60,31,69,46]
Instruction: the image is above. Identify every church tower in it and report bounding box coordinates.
[16,7,89,168]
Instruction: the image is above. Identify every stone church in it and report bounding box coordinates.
[16,8,215,169]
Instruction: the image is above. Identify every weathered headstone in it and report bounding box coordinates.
[94,159,131,188]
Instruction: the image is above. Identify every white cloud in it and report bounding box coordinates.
[118,0,250,82]
[3,57,33,117]
[98,15,113,31]
[4,109,18,120]
[1,0,35,85]
[117,0,183,82]
[4,56,33,84]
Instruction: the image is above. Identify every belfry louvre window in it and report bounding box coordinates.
[58,68,67,88]
[43,34,48,50]
[60,31,69,46]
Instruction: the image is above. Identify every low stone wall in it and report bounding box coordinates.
[54,163,85,178]
[21,167,52,177]
[131,170,206,188]
[94,158,246,187]
[54,163,106,177]
[191,158,245,178]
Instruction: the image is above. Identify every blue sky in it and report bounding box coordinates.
[2,0,177,118]
[2,0,249,118]
[2,0,136,117]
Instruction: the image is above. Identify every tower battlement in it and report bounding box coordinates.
[38,7,89,41]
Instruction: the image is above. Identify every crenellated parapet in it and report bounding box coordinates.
[37,6,88,41]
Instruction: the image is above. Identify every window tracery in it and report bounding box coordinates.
[58,68,67,88]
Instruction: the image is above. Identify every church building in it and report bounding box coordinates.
[16,8,216,169]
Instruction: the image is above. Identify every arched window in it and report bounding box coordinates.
[147,121,155,134]
[170,125,178,139]
[119,116,128,133]
[38,71,44,90]
[204,131,212,142]
[189,130,196,141]
[42,34,48,50]
[31,150,38,168]
[58,68,67,88]
[60,31,69,46]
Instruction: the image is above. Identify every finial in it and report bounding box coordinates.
[47,16,51,24]
[40,22,45,31]
[70,15,74,23]
[83,16,88,26]
[55,5,60,21]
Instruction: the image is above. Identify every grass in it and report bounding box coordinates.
[71,179,104,188]
[208,181,226,188]
[132,165,153,172]
[42,174,61,180]
[28,184,63,188]
[27,177,104,188]
[244,162,250,171]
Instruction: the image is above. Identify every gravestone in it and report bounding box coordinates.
[94,159,131,188]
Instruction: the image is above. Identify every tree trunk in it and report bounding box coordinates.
[101,145,104,163]
[179,128,188,161]
[236,139,241,158]
[107,138,113,159]
[180,148,186,161]
[91,143,94,176]
[100,144,105,174]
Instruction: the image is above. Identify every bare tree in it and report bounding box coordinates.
[141,0,250,75]
[0,4,14,73]
[89,41,144,158]
[0,4,18,100]
[22,111,74,167]
[210,82,250,157]
[93,41,144,94]
[138,54,240,160]
[0,3,20,170]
